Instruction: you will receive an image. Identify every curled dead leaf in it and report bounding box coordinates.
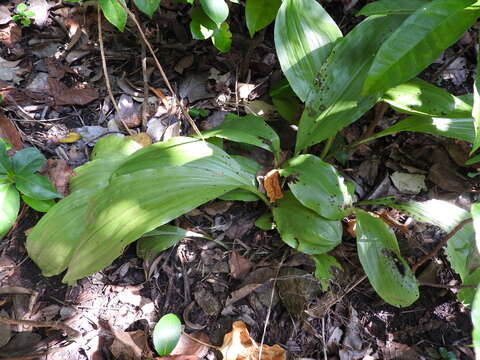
[263,169,283,203]
[220,321,286,360]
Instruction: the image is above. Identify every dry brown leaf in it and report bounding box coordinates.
[110,329,153,360]
[47,77,98,106]
[225,283,262,307]
[220,321,286,360]
[171,332,209,358]
[263,169,283,203]
[229,251,253,280]
[44,159,74,196]
[0,23,21,46]
[0,113,22,150]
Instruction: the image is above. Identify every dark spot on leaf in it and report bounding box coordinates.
[381,248,406,276]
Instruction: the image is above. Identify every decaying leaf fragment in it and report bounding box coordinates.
[220,321,286,360]
[263,169,283,203]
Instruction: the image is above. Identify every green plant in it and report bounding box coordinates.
[0,139,61,239]
[152,313,182,356]
[11,3,35,27]
[23,2,480,352]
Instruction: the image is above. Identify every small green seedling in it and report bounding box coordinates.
[0,139,61,239]
[12,3,35,27]
[152,313,182,356]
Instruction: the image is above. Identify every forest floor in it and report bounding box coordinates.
[0,0,477,359]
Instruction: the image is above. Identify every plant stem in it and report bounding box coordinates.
[320,136,334,160]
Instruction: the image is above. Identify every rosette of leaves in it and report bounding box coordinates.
[0,139,61,239]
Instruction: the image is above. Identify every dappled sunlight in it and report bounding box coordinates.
[431,117,452,132]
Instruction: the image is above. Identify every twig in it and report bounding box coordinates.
[364,102,389,139]
[97,6,133,135]
[412,218,473,273]
[258,254,286,360]
[141,39,149,130]
[116,2,203,138]
[0,316,80,338]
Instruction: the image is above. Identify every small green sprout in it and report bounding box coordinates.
[12,3,35,27]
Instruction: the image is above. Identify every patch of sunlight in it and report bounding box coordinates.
[432,117,452,132]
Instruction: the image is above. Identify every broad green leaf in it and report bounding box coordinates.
[99,0,127,31]
[0,142,12,174]
[212,22,232,52]
[274,0,342,101]
[91,135,142,160]
[312,253,342,290]
[12,147,46,174]
[388,199,471,233]
[270,79,303,124]
[201,114,281,160]
[357,0,428,16]
[71,136,141,192]
[458,268,480,306]
[472,287,480,354]
[246,0,281,38]
[0,184,19,239]
[383,198,478,278]
[15,172,61,200]
[355,209,419,307]
[190,6,216,40]
[473,203,480,253]
[280,155,351,220]
[153,314,182,356]
[133,0,160,17]
[295,15,406,152]
[445,222,476,282]
[26,189,99,276]
[383,78,472,118]
[137,225,208,260]
[472,38,480,153]
[357,116,475,145]
[375,198,479,294]
[254,212,274,230]
[28,137,260,283]
[21,194,55,213]
[218,189,259,201]
[363,0,480,94]
[200,0,228,25]
[272,191,342,254]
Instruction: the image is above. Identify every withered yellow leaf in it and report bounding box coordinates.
[58,132,81,143]
[263,169,283,203]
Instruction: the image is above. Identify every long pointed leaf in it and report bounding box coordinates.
[0,184,19,239]
[472,38,480,153]
[355,209,419,307]
[200,114,281,160]
[358,116,475,145]
[28,137,258,284]
[357,0,429,16]
[137,225,208,260]
[382,78,472,118]
[274,0,342,101]
[295,15,406,152]
[246,0,281,38]
[472,287,480,354]
[363,0,480,94]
